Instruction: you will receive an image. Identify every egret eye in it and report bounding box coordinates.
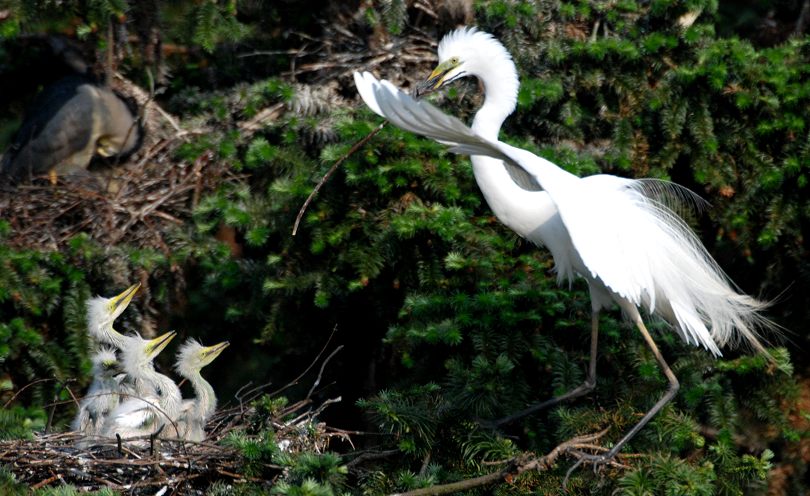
[450,56,460,65]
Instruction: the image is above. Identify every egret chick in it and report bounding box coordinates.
[73,284,141,446]
[353,26,775,465]
[85,283,141,351]
[71,347,126,438]
[174,340,230,441]
[101,330,182,441]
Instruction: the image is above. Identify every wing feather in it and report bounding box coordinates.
[354,72,771,356]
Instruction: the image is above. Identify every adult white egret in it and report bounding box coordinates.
[101,330,182,440]
[173,339,230,441]
[353,27,773,464]
[71,347,126,438]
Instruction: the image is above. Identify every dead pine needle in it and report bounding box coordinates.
[292,121,386,236]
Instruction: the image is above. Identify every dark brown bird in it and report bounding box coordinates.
[1,75,142,183]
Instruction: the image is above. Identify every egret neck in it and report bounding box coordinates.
[466,47,553,238]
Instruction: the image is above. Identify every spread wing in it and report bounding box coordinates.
[354,72,754,355]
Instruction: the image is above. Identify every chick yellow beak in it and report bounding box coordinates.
[415,59,460,97]
[108,283,140,315]
[146,330,177,358]
[203,341,230,360]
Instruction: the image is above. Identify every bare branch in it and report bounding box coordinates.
[388,430,612,496]
[292,122,386,236]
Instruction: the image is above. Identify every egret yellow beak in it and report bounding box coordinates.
[101,358,119,370]
[203,341,230,360]
[415,59,460,97]
[108,283,140,316]
[145,330,177,358]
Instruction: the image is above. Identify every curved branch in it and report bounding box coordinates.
[388,429,610,496]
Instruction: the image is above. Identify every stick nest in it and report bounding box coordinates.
[0,145,238,253]
[0,396,346,493]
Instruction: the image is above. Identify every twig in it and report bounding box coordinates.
[30,473,62,490]
[3,378,57,408]
[292,122,385,235]
[306,345,344,399]
[345,448,400,468]
[270,325,339,397]
[388,430,612,496]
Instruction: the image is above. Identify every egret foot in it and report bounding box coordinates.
[562,449,630,490]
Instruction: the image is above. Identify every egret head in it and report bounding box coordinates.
[86,284,140,341]
[416,26,517,101]
[121,330,177,374]
[91,347,121,377]
[175,340,230,377]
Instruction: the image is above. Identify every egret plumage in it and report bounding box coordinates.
[354,26,773,463]
[71,347,126,438]
[173,339,230,441]
[85,283,141,352]
[101,330,182,441]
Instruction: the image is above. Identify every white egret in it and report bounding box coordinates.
[353,27,773,464]
[74,284,141,445]
[101,330,182,441]
[85,283,141,351]
[71,347,126,438]
[173,339,230,441]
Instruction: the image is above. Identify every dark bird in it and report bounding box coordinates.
[1,75,142,183]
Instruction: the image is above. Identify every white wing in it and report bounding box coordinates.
[355,72,491,152]
[354,72,772,355]
[105,396,161,431]
[355,71,639,296]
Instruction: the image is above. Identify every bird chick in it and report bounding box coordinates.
[72,347,126,441]
[85,283,140,352]
[101,330,181,441]
[174,339,230,441]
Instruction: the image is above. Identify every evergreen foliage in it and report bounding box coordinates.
[0,0,807,494]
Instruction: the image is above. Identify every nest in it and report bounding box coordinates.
[0,5,452,254]
[0,394,346,493]
[0,139,239,254]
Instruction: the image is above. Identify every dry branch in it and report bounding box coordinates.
[0,147,237,252]
[388,430,614,496]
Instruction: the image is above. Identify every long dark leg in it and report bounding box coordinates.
[491,310,600,427]
[581,303,679,463]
